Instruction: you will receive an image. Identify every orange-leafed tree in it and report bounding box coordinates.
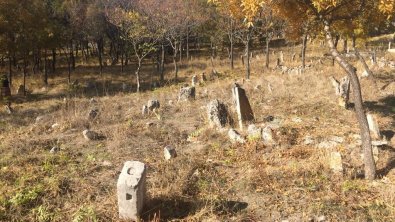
[239,0,395,180]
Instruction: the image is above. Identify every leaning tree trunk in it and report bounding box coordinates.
[324,23,376,180]
[301,34,308,69]
[23,57,27,96]
[173,41,179,81]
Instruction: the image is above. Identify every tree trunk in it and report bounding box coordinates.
[121,43,124,73]
[160,43,165,82]
[179,38,182,62]
[355,49,373,77]
[8,55,12,87]
[265,37,270,69]
[324,23,376,180]
[302,34,308,69]
[343,38,348,53]
[173,41,178,81]
[246,29,251,79]
[70,41,75,70]
[230,19,234,69]
[23,57,27,96]
[332,35,340,66]
[52,48,56,73]
[186,27,190,61]
[136,60,141,93]
[97,38,103,75]
[43,49,48,85]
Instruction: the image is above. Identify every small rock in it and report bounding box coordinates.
[292,117,302,123]
[88,109,99,120]
[247,124,262,139]
[329,136,344,144]
[35,116,46,124]
[83,130,99,141]
[317,140,338,149]
[191,75,197,86]
[90,98,97,104]
[4,105,13,114]
[329,152,343,173]
[303,135,315,145]
[228,129,246,144]
[317,215,326,222]
[51,123,60,129]
[102,160,112,167]
[147,99,160,111]
[146,122,154,127]
[262,126,275,145]
[50,146,60,153]
[164,145,177,160]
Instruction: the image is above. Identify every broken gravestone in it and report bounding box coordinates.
[228,129,246,144]
[247,124,262,140]
[178,86,196,102]
[366,113,382,140]
[164,145,177,160]
[142,105,148,115]
[117,161,146,221]
[262,126,276,146]
[330,76,350,109]
[232,83,254,130]
[329,151,343,174]
[207,99,229,128]
[147,99,160,112]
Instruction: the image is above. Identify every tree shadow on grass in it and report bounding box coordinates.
[142,197,248,221]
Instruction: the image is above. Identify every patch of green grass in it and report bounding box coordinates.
[9,184,44,207]
[341,180,368,193]
[72,205,98,222]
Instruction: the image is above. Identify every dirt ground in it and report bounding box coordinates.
[1,43,395,221]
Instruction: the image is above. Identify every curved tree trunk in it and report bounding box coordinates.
[324,23,376,180]
[136,60,141,93]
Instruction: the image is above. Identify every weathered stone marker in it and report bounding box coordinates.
[232,84,254,130]
[147,99,160,112]
[178,86,196,102]
[117,161,146,221]
[329,152,343,174]
[191,75,197,86]
[207,99,229,128]
[228,128,246,144]
[367,113,382,140]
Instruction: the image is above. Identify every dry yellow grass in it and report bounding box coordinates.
[0,42,395,221]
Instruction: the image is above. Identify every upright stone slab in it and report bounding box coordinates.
[207,99,229,128]
[367,113,382,140]
[191,75,197,86]
[147,99,160,112]
[178,86,196,102]
[232,84,254,130]
[117,161,146,221]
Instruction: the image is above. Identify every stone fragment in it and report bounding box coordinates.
[142,105,148,115]
[262,126,275,146]
[50,146,60,153]
[207,100,229,128]
[228,129,246,144]
[178,86,196,102]
[117,161,146,221]
[51,123,60,129]
[191,75,197,86]
[4,105,13,114]
[303,135,315,145]
[329,152,343,173]
[330,76,350,108]
[164,145,177,160]
[147,99,160,112]
[247,124,262,140]
[367,113,382,140]
[83,130,99,141]
[232,83,254,130]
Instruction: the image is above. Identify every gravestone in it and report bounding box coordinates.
[191,75,197,86]
[1,75,11,106]
[207,99,229,128]
[147,99,160,112]
[142,105,148,115]
[178,86,196,102]
[329,152,343,174]
[164,145,177,160]
[88,109,99,120]
[117,161,146,221]
[279,51,284,63]
[232,84,254,130]
[367,113,382,140]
